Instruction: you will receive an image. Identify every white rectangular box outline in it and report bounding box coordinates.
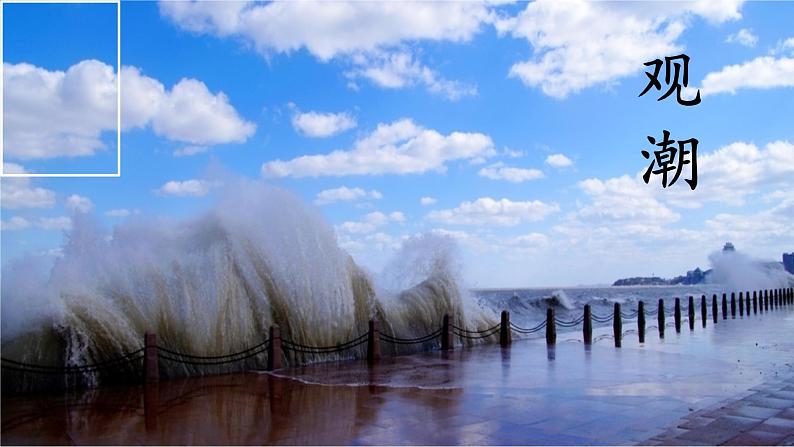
[0,0,121,178]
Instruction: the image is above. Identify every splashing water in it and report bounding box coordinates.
[1,181,495,387]
[707,249,794,291]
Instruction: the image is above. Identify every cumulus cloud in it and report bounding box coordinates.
[173,146,210,157]
[291,109,357,138]
[478,162,544,183]
[664,140,794,208]
[2,60,254,161]
[578,175,680,225]
[499,0,743,98]
[262,119,495,178]
[159,1,492,60]
[122,66,255,145]
[772,37,794,56]
[65,194,93,213]
[105,209,132,218]
[420,196,437,206]
[3,60,116,159]
[0,164,56,209]
[705,196,794,249]
[726,28,757,47]
[557,140,794,254]
[338,210,405,234]
[36,216,72,231]
[1,216,31,231]
[314,186,382,205]
[347,51,477,100]
[159,1,490,98]
[427,197,559,226]
[545,153,573,168]
[155,179,216,197]
[700,56,794,96]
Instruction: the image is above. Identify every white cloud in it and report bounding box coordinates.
[420,196,437,206]
[155,179,216,197]
[159,1,493,61]
[292,110,357,138]
[502,148,525,159]
[1,216,31,231]
[262,119,495,178]
[512,232,550,247]
[122,66,255,145]
[3,60,254,161]
[705,197,793,248]
[689,0,745,23]
[726,28,757,47]
[105,209,132,218]
[1,164,56,209]
[36,216,72,231]
[314,186,382,205]
[478,162,544,183]
[700,56,794,96]
[65,194,93,213]
[159,1,490,98]
[499,0,743,98]
[338,210,405,234]
[173,146,210,157]
[663,140,794,208]
[3,60,116,159]
[545,153,573,168]
[427,197,559,226]
[347,51,477,100]
[772,37,794,56]
[578,175,680,225]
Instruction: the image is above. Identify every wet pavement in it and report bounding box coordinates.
[645,373,794,445]
[2,307,794,445]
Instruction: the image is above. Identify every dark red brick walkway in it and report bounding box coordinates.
[646,374,794,445]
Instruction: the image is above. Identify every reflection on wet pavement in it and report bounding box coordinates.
[2,309,793,445]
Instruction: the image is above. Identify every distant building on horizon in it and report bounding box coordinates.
[723,242,735,252]
[784,253,794,275]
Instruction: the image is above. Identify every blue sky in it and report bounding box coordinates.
[2,0,793,287]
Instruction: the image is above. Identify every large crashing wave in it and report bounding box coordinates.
[1,181,495,386]
[707,249,794,291]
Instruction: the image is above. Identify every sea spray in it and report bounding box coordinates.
[706,249,794,290]
[1,181,495,388]
[549,290,575,310]
[375,234,498,354]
